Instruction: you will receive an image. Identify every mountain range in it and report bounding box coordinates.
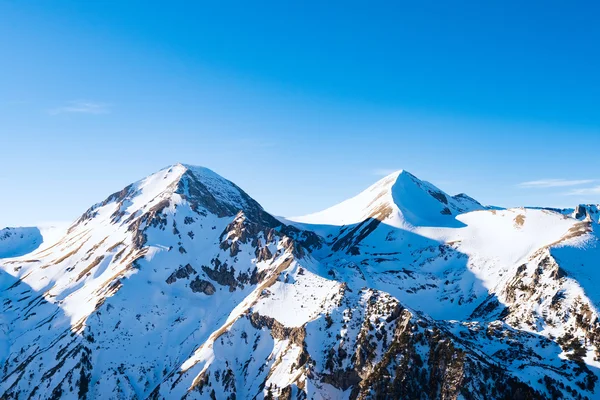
[1,163,599,399]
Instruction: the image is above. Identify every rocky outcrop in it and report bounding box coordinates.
[166,263,197,284]
[331,205,393,254]
[575,204,589,220]
[202,260,238,290]
[248,312,306,347]
[190,277,216,295]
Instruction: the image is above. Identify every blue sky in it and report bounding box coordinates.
[1,1,599,226]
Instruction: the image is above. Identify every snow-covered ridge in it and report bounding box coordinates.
[291,169,484,227]
[71,163,263,230]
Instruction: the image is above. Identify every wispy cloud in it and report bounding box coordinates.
[565,186,600,196]
[372,168,400,176]
[49,101,110,115]
[518,179,594,188]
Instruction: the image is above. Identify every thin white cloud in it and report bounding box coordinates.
[49,101,110,115]
[565,186,600,196]
[518,179,594,188]
[372,168,399,176]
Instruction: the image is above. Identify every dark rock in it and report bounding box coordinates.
[575,205,588,220]
[190,278,216,295]
[429,190,449,204]
[202,260,238,290]
[249,312,305,347]
[166,264,197,284]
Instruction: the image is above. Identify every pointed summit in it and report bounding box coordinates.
[174,164,263,217]
[72,163,264,232]
[291,169,484,227]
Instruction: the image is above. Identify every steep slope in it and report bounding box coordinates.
[1,165,599,399]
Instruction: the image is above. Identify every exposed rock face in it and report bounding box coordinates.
[249,312,306,346]
[575,204,589,220]
[202,261,238,290]
[166,264,198,284]
[176,169,261,218]
[190,277,216,295]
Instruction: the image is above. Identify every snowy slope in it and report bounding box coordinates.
[0,227,43,258]
[291,170,484,228]
[1,164,599,400]
[0,223,71,259]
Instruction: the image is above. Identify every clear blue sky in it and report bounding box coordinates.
[1,1,599,226]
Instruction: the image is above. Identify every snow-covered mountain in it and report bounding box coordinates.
[0,227,43,258]
[1,164,599,399]
[0,223,69,258]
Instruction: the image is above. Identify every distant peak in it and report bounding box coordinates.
[165,162,214,175]
[291,168,484,227]
[378,169,413,179]
[378,169,424,186]
[173,162,208,170]
[370,169,418,192]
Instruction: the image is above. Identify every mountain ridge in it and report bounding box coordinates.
[290,169,485,228]
[1,163,599,399]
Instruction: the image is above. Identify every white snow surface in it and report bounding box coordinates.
[291,170,484,227]
[0,222,73,259]
[0,227,43,258]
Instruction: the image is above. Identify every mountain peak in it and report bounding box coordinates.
[291,169,484,227]
[171,162,218,176]
[71,163,263,232]
[375,169,416,184]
